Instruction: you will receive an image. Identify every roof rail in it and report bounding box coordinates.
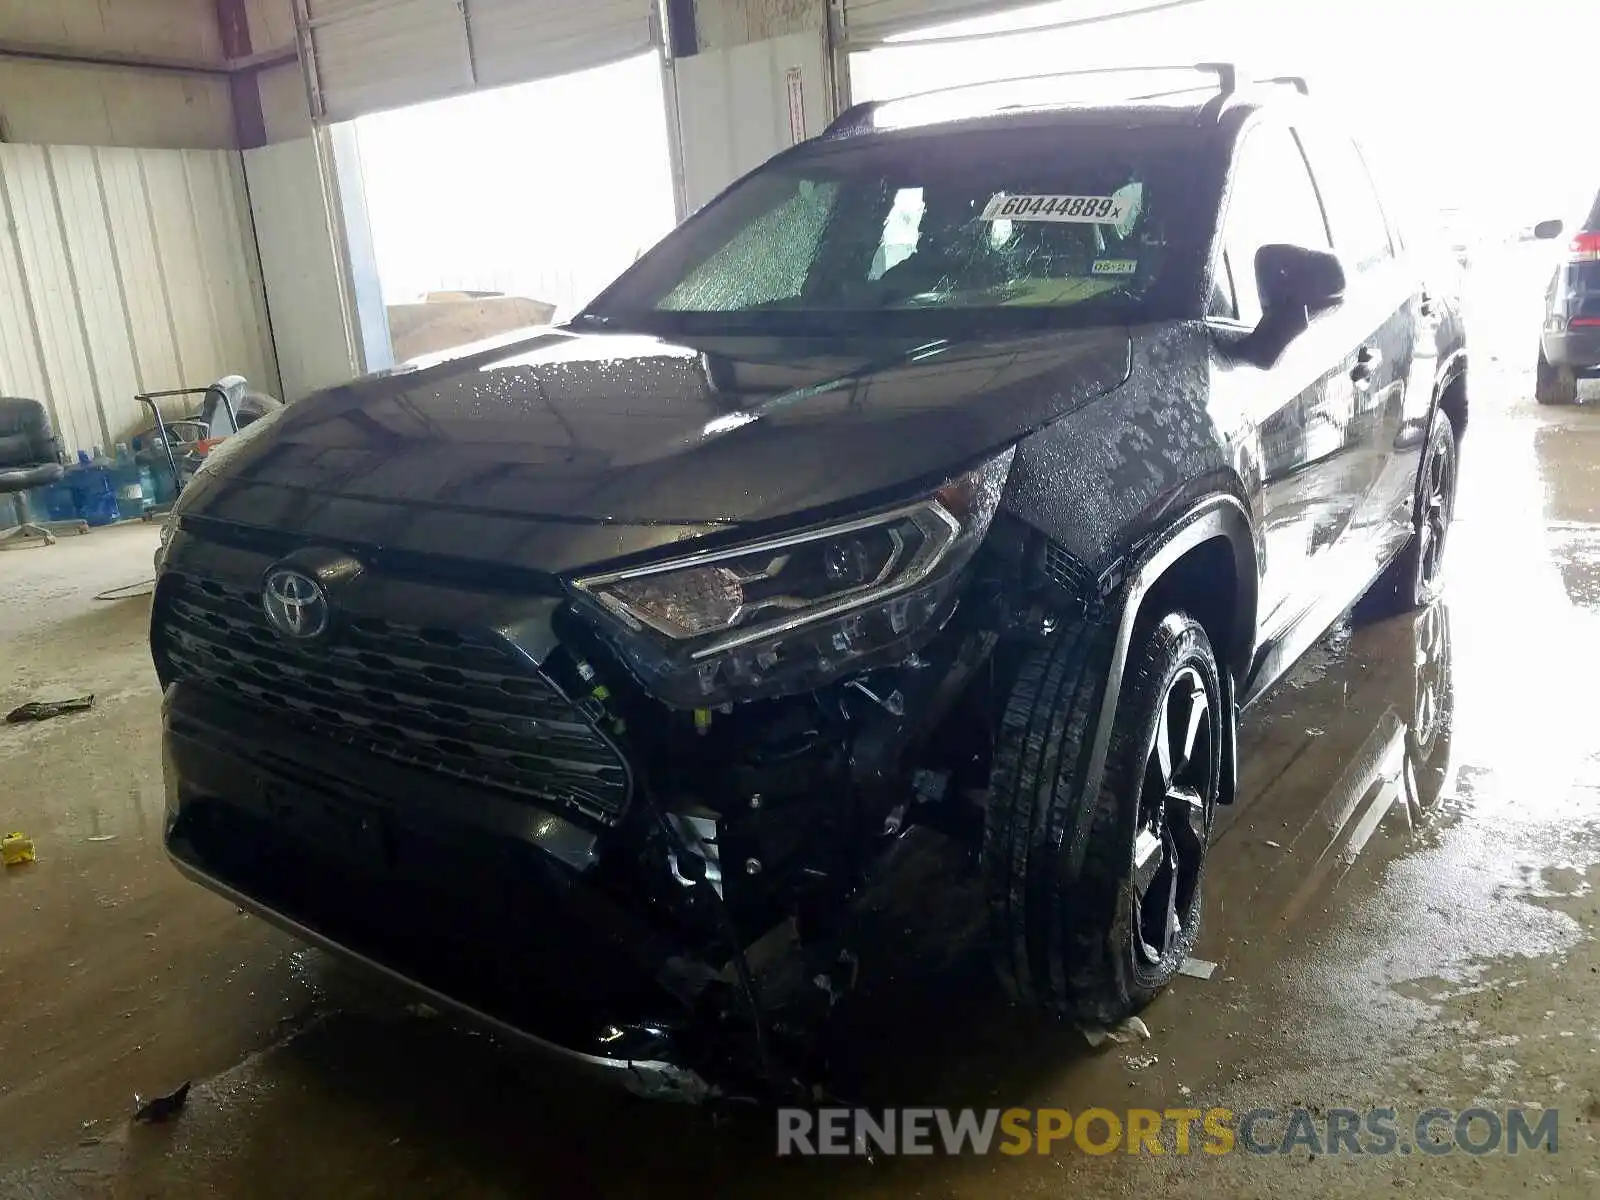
[820,62,1240,139]
[819,64,1316,140]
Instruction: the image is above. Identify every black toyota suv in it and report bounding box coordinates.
[1534,187,1600,405]
[151,66,1466,1099]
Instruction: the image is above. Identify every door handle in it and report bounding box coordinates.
[1350,346,1382,388]
[1350,347,1381,390]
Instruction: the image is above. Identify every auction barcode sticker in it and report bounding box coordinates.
[982,194,1128,223]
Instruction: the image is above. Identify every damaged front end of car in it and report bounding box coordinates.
[155,443,1082,1101]
[539,449,1019,1096]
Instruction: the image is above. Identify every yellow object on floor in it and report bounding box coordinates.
[2,832,36,866]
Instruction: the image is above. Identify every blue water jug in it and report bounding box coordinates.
[111,443,146,520]
[31,477,80,521]
[67,451,118,527]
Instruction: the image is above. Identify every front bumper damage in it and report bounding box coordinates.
[163,685,732,1102]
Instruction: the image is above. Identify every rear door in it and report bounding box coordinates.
[1294,121,1418,573]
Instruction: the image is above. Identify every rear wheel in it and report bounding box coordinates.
[1358,409,1458,620]
[1536,349,1578,406]
[985,612,1223,1024]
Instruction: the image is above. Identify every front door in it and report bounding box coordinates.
[1206,120,1379,648]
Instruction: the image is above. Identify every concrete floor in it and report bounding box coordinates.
[5,316,1600,1196]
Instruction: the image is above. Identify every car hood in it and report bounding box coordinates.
[181,324,1129,562]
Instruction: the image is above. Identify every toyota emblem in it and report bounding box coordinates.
[262,568,329,639]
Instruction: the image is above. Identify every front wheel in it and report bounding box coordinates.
[985,612,1223,1024]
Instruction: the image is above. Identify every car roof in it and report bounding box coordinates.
[822,65,1305,142]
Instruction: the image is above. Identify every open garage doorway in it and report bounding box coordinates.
[349,51,677,363]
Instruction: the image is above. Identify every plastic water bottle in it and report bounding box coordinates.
[67,449,118,527]
[112,442,145,520]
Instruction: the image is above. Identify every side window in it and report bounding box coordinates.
[1207,248,1239,320]
[1298,127,1394,273]
[1215,124,1331,326]
[660,180,839,310]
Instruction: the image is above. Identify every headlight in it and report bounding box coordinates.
[153,506,179,573]
[571,449,1014,707]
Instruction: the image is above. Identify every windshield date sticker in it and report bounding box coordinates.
[1091,258,1138,276]
[982,194,1126,223]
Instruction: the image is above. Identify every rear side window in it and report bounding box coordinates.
[1297,126,1393,273]
[1213,124,1331,325]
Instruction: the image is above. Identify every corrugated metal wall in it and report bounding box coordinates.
[0,143,278,457]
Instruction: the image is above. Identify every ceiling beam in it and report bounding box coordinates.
[0,38,295,78]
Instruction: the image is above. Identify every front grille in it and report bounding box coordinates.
[155,574,629,821]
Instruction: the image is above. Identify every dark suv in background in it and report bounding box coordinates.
[151,65,1467,1099]
[1535,189,1600,404]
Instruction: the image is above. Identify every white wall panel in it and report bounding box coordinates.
[471,0,657,89]
[0,180,52,412]
[96,149,185,397]
[0,143,277,454]
[244,0,298,49]
[244,137,359,401]
[836,0,1212,46]
[186,152,277,392]
[51,148,141,448]
[142,154,227,389]
[0,61,236,150]
[673,30,831,214]
[0,0,224,60]
[259,61,314,144]
[0,146,104,454]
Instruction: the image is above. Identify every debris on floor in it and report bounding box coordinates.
[1178,956,1219,980]
[1081,1015,1151,1047]
[5,695,95,724]
[133,1081,192,1124]
[2,832,36,866]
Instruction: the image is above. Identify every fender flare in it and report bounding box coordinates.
[1430,348,1468,430]
[1069,494,1257,875]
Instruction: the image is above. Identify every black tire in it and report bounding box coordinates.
[1357,409,1458,620]
[985,612,1223,1024]
[1536,349,1578,406]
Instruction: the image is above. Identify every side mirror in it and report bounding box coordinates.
[1256,243,1346,314]
[1533,218,1564,241]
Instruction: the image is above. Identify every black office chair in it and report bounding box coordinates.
[0,397,83,547]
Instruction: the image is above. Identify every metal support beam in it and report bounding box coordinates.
[215,0,268,148]
[290,0,326,122]
[0,37,294,78]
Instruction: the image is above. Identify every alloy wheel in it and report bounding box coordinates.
[1132,665,1215,965]
[1417,436,1455,588]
